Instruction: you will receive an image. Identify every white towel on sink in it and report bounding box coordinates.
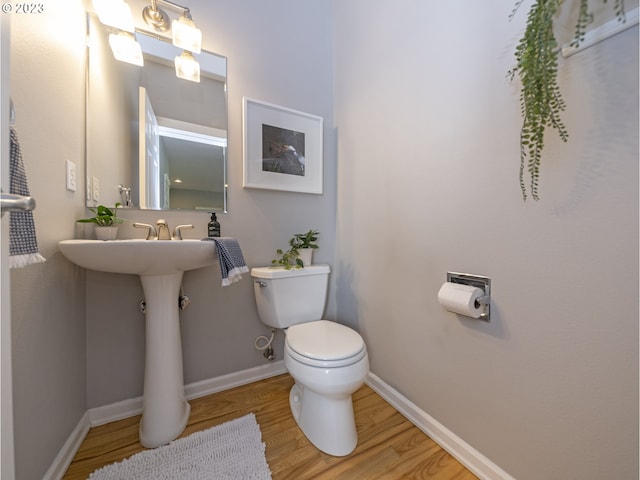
[202,237,249,286]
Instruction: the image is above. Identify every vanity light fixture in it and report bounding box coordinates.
[174,50,200,83]
[172,15,202,53]
[92,0,135,32]
[142,0,202,54]
[93,0,143,66]
[108,31,144,66]
[93,0,202,81]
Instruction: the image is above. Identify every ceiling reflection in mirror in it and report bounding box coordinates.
[86,14,228,212]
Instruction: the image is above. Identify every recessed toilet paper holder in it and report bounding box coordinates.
[447,272,491,321]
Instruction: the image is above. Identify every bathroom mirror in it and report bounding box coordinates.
[86,14,228,211]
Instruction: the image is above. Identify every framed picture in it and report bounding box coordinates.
[243,97,323,194]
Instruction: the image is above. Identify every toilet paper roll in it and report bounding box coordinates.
[437,282,484,318]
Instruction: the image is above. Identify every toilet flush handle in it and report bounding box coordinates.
[255,280,267,287]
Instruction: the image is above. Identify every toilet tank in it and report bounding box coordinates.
[251,264,330,329]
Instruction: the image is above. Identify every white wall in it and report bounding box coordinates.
[9,2,88,479]
[333,2,638,479]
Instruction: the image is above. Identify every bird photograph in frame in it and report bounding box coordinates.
[243,97,323,194]
[261,124,306,176]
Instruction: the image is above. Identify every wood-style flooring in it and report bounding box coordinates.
[63,374,478,479]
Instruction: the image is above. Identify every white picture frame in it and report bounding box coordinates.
[243,97,323,194]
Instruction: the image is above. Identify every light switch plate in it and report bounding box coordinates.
[86,176,92,201]
[91,176,100,201]
[65,160,77,192]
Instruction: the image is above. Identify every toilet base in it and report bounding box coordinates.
[289,383,357,457]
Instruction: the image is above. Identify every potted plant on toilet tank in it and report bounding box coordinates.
[272,229,319,269]
[77,203,123,240]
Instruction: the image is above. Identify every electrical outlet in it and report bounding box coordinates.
[65,160,77,192]
[91,176,100,201]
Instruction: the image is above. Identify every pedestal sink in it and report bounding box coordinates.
[58,239,216,448]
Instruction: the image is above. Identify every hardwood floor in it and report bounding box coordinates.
[63,374,478,479]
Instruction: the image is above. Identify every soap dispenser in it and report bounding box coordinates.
[208,212,221,237]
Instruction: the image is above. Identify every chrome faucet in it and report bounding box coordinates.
[133,222,157,240]
[172,224,194,240]
[156,219,171,240]
[133,220,192,240]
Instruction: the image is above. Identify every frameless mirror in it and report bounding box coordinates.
[86,14,228,211]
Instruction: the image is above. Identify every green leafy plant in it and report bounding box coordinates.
[291,229,319,249]
[77,203,123,227]
[271,229,320,269]
[272,245,303,269]
[509,0,625,200]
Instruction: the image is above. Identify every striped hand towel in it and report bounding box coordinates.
[203,237,249,286]
[9,126,45,269]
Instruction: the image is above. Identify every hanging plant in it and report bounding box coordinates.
[509,0,626,200]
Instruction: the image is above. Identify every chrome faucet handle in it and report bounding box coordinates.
[133,222,158,240]
[172,224,194,240]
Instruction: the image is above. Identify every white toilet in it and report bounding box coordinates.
[251,264,369,456]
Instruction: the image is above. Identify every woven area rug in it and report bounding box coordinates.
[88,413,272,480]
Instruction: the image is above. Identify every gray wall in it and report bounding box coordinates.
[10,0,335,478]
[9,3,88,479]
[8,1,638,479]
[333,1,638,480]
[84,0,337,408]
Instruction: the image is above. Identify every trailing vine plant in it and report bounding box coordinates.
[509,0,626,200]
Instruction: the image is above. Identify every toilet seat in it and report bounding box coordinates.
[286,320,367,368]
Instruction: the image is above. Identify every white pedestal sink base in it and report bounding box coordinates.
[57,240,218,448]
[139,272,190,448]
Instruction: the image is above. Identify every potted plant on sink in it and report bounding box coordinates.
[77,203,123,240]
[272,229,319,269]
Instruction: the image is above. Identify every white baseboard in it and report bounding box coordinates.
[42,411,90,480]
[48,361,287,479]
[89,360,287,427]
[88,395,142,428]
[365,372,516,480]
[185,360,287,401]
[48,364,513,480]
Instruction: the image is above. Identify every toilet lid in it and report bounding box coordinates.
[286,320,365,361]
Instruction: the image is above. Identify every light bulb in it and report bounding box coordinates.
[172,16,202,54]
[109,32,144,66]
[175,51,200,83]
[92,0,134,32]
